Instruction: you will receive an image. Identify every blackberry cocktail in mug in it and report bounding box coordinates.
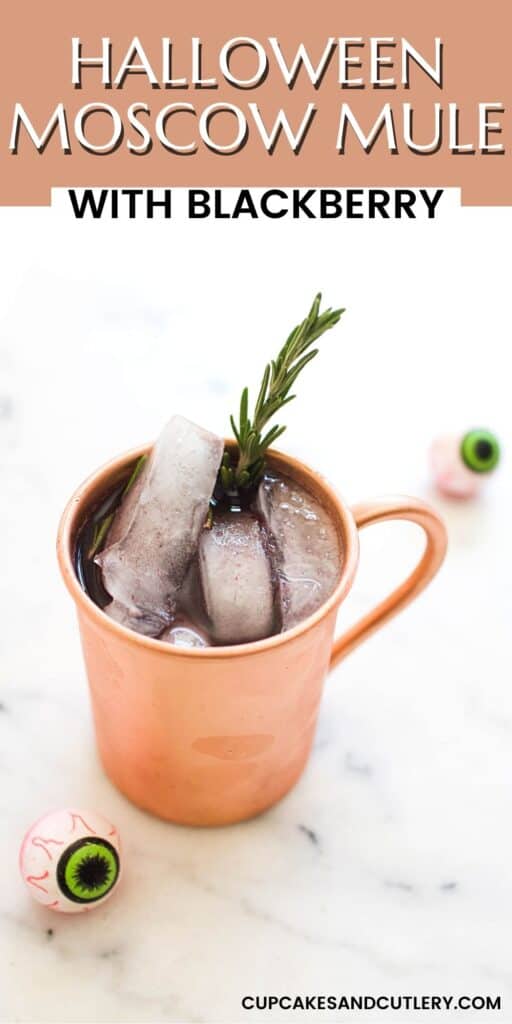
[58,295,447,825]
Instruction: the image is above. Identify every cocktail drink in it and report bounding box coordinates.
[58,295,447,825]
[76,296,344,649]
[76,419,343,648]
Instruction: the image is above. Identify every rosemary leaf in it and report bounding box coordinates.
[122,454,148,495]
[88,514,115,559]
[229,294,344,490]
[88,453,148,559]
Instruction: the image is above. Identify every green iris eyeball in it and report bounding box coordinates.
[57,838,120,904]
[460,429,501,474]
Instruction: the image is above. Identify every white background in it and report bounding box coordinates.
[0,188,511,1023]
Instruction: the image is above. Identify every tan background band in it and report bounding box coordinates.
[1,0,510,206]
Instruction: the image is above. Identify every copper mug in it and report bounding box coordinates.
[57,445,447,826]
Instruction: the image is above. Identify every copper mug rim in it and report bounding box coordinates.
[57,442,360,660]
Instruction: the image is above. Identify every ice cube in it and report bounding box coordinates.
[257,474,341,630]
[199,513,275,645]
[96,415,224,636]
[104,598,168,637]
[159,623,209,648]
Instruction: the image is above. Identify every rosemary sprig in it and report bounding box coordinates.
[88,512,115,560]
[223,293,344,492]
[88,454,148,558]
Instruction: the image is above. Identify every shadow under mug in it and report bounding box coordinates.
[57,444,447,827]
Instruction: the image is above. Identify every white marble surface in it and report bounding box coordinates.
[1,192,511,1023]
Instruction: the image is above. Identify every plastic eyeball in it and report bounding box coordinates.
[19,809,121,913]
[460,429,500,474]
[429,429,501,499]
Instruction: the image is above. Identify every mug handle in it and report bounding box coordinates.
[330,496,448,670]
